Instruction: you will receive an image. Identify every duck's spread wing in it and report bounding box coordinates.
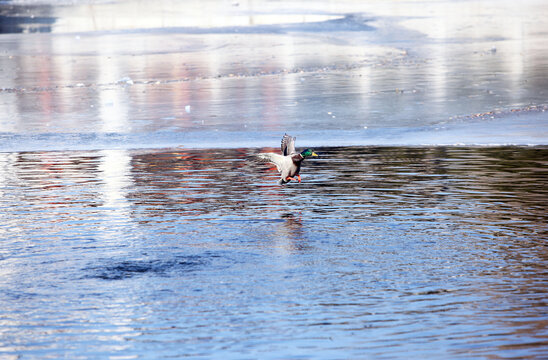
[256,153,287,172]
[281,134,297,156]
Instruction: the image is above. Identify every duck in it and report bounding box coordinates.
[257,134,318,185]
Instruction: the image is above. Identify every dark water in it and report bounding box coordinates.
[1,146,547,359]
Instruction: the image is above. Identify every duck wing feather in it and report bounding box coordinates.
[281,134,297,156]
[256,152,288,173]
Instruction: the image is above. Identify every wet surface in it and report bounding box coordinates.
[1,0,548,358]
[0,146,547,358]
[1,0,547,148]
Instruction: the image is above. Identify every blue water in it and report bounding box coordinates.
[1,146,547,359]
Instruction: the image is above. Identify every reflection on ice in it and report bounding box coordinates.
[0,0,546,146]
[97,53,131,133]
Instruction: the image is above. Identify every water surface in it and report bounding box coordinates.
[1,146,547,359]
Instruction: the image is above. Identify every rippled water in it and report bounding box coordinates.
[1,146,547,359]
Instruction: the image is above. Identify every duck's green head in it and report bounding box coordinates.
[300,149,318,158]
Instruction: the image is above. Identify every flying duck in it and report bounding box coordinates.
[257,134,318,185]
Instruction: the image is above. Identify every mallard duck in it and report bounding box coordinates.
[257,134,318,185]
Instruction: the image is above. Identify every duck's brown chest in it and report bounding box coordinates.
[290,156,303,176]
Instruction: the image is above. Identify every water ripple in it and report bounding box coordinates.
[0,146,547,359]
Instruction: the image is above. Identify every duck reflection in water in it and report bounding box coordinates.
[275,212,311,252]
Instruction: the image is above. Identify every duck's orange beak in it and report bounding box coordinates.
[312,152,318,157]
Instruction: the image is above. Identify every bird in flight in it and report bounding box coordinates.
[257,133,318,185]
